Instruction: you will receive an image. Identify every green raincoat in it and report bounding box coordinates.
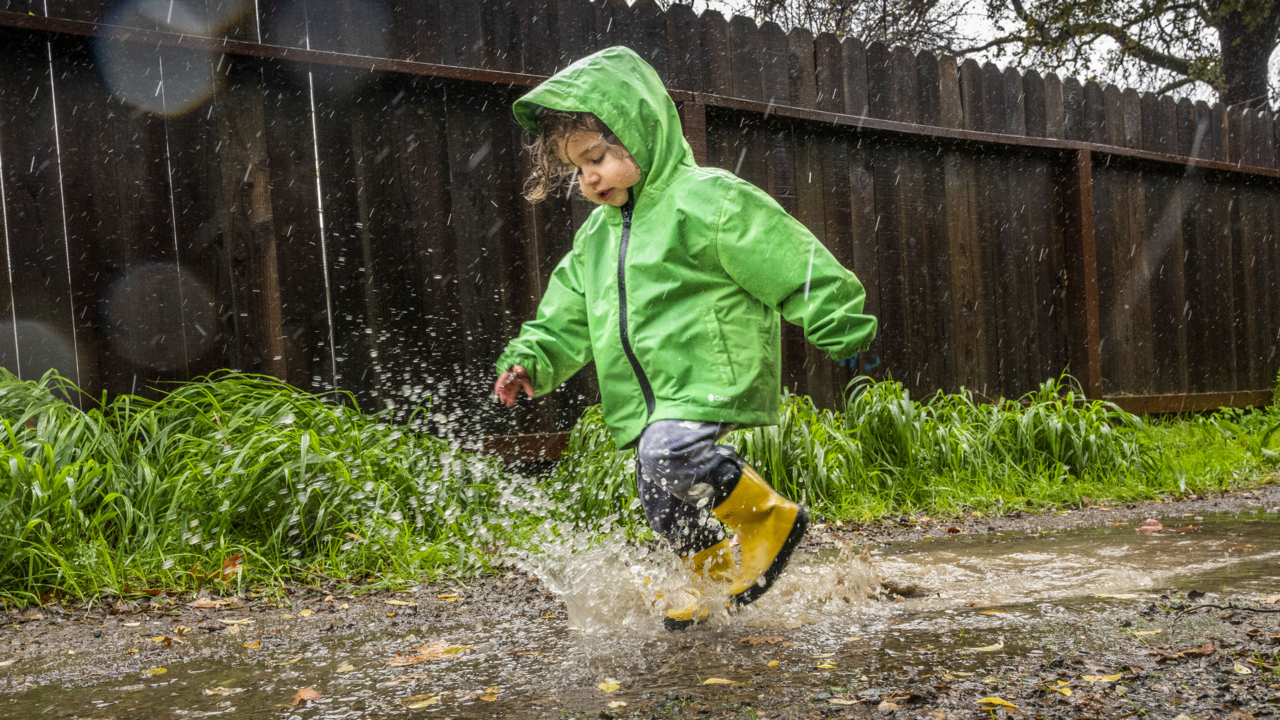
[495,46,877,448]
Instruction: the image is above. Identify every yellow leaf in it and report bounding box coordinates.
[816,662,838,669]
[484,686,500,693]
[122,622,141,627]
[339,604,349,610]
[220,618,252,625]
[608,701,627,708]
[1130,630,1161,636]
[767,660,780,667]
[282,614,294,618]
[1082,674,1122,682]
[299,609,314,616]
[436,594,458,600]
[703,678,738,685]
[977,697,1017,709]
[142,667,167,676]
[150,636,167,642]
[404,695,440,709]
[1046,685,1072,697]
[978,610,1010,615]
[540,614,556,619]
[386,600,418,607]
[969,641,1004,652]
[1234,663,1252,675]
[598,679,621,692]
[337,664,356,673]
[125,648,139,654]
[480,695,497,702]
[243,641,259,649]
[813,653,835,658]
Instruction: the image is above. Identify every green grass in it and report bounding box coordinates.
[1,369,1276,607]
[551,375,1280,523]
[0,370,520,605]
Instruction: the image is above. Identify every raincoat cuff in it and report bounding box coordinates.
[495,351,538,381]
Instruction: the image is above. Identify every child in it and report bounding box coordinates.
[494,46,877,630]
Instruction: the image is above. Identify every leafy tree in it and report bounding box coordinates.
[663,0,973,52]
[966,0,1280,109]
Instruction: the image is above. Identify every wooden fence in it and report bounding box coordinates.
[0,0,1275,457]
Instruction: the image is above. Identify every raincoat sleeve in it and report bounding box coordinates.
[494,244,594,397]
[715,180,878,361]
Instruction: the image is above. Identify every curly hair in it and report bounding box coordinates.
[523,110,632,203]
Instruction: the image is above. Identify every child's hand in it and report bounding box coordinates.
[494,366,534,406]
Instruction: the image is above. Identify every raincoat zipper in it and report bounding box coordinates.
[618,198,656,419]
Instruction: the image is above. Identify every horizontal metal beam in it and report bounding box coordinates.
[4,10,1280,182]
[1106,390,1274,414]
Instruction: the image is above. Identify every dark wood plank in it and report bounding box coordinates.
[841,36,868,117]
[665,2,704,92]
[813,32,842,114]
[623,0,669,82]
[729,14,763,102]
[847,129,880,380]
[0,31,84,388]
[759,21,789,105]
[950,58,991,395]
[516,0,559,76]
[1062,76,1084,141]
[1143,94,1188,394]
[915,50,941,128]
[698,10,733,96]
[786,27,817,110]
[865,42,893,121]
[1177,99,1210,392]
[554,0,595,70]
[392,0,443,65]
[1061,151,1103,397]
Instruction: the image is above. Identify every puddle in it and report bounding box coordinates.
[3,509,1278,718]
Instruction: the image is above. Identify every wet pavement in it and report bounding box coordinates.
[3,487,1280,719]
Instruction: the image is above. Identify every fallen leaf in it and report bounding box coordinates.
[878,701,901,711]
[703,678,738,685]
[220,618,252,625]
[142,667,167,676]
[385,600,418,607]
[480,695,497,702]
[293,686,322,706]
[281,614,294,619]
[218,553,244,580]
[946,526,962,534]
[1045,684,1072,697]
[203,687,244,696]
[1232,544,1259,551]
[767,660,780,667]
[816,662,838,669]
[1179,644,1216,657]
[125,648,139,654]
[969,641,1004,652]
[1130,630,1162,636]
[298,609,313,617]
[812,653,835,658]
[243,641,259,649]
[978,610,1011,615]
[122,622,142,627]
[740,636,786,645]
[828,698,861,706]
[978,697,1017,709]
[1082,674,1122,682]
[484,686,500,693]
[405,695,441,709]
[1234,663,1252,675]
[1137,519,1163,534]
[187,597,238,609]
[337,663,356,673]
[1094,593,1142,599]
[324,595,334,602]
[0,657,18,667]
[608,701,627,708]
[339,604,349,610]
[598,679,621,692]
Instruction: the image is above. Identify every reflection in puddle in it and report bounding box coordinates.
[2,510,1278,718]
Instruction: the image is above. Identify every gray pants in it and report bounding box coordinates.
[635,420,742,557]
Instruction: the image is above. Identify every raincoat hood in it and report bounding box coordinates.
[513,46,694,200]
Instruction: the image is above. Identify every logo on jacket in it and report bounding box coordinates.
[707,393,731,403]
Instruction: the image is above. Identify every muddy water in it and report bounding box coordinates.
[3,509,1279,719]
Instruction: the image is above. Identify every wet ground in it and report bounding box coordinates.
[3,484,1280,720]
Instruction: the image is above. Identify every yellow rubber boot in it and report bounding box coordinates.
[663,539,736,631]
[713,464,809,606]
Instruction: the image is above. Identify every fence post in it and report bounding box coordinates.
[679,99,707,165]
[1062,149,1103,398]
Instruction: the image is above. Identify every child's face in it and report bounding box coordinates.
[557,131,641,207]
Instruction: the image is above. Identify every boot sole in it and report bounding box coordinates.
[663,616,698,632]
[728,505,809,608]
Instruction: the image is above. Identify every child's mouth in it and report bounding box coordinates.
[598,188,613,201]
